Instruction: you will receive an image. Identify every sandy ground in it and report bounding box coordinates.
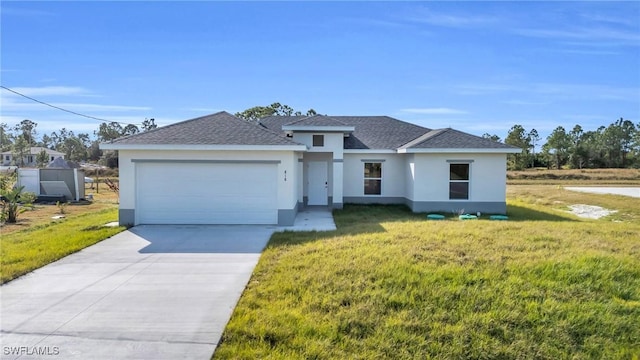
[565,187,640,198]
[567,204,618,219]
[564,186,638,219]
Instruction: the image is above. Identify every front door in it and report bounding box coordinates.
[308,161,328,205]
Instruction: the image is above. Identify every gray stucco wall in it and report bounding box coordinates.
[278,202,298,226]
[119,209,135,227]
[344,197,507,215]
[121,207,298,226]
[406,200,507,215]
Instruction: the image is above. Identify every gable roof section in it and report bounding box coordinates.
[261,115,430,150]
[102,111,304,150]
[285,115,348,127]
[281,115,355,133]
[339,116,430,150]
[398,128,521,153]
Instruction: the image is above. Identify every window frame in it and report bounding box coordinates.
[312,134,324,147]
[449,162,470,200]
[363,162,382,196]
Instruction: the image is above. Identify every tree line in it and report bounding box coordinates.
[483,117,639,170]
[0,118,157,168]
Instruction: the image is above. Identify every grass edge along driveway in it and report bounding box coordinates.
[1,208,125,284]
[215,197,640,359]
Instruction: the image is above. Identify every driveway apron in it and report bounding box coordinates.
[1,225,274,359]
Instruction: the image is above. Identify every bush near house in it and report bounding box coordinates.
[215,188,640,359]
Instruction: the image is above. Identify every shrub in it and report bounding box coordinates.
[19,191,37,205]
[1,186,26,223]
[56,201,68,215]
[0,172,16,191]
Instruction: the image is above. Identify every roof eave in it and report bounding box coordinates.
[99,143,308,151]
[397,148,522,154]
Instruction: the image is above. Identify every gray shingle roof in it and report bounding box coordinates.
[284,115,349,127]
[107,111,300,146]
[400,128,520,150]
[261,115,430,150]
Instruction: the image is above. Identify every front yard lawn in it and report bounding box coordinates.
[215,187,640,359]
[1,208,125,284]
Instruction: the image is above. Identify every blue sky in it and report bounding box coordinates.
[1,1,639,143]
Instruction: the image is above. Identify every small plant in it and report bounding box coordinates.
[0,172,17,191]
[20,191,37,205]
[56,201,68,215]
[1,186,26,223]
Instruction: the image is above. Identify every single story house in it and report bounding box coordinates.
[101,111,520,226]
[1,147,65,167]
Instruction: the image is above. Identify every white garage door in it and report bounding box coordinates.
[136,162,278,224]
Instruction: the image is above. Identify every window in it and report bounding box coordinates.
[4,155,9,161]
[364,162,382,195]
[312,134,324,147]
[449,163,469,199]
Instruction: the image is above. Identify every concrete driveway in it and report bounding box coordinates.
[1,225,275,359]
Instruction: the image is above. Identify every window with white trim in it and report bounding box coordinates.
[364,162,382,195]
[449,163,469,200]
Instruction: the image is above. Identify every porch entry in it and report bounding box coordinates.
[308,161,328,205]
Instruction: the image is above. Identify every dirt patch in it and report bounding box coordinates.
[567,204,617,219]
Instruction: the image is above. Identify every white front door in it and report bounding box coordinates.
[308,161,328,205]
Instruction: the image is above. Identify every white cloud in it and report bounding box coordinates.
[0,84,157,137]
[578,13,638,28]
[8,86,92,97]
[338,17,413,30]
[454,84,517,95]
[549,48,620,56]
[502,100,549,106]
[514,27,640,45]
[401,107,469,115]
[1,97,150,113]
[454,82,639,102]
[406,7,498,28]
[53,103,152,112]
[1,7,56,17]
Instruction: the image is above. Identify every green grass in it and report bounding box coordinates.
[214,190,640,359]
[1,208,125,284]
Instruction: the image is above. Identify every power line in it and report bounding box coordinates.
[1,85,141,126]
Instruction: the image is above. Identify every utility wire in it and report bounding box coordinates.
[1,85,141,126]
